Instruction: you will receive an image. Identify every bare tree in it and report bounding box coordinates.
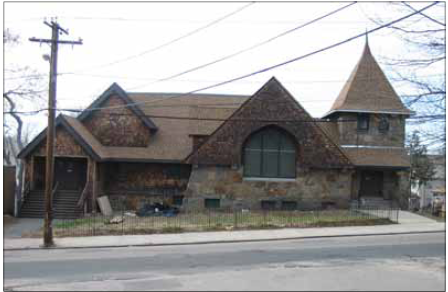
[366,2,445,150]
[4,29,46,162]
[4,29,46,215]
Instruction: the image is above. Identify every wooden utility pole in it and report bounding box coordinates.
[29,19,82,247]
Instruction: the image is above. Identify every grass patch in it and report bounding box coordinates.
[48,209,396,237]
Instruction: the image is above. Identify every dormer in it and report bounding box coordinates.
[78,83,158,147]
[322,40,412,147]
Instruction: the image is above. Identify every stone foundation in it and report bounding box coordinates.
[184,165,353,211]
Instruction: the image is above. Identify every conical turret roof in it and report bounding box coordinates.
[322,41,412,118]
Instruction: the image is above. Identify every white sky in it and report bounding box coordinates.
[3,2,445,137]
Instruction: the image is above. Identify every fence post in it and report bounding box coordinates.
[122,196,125,236]
[208,209,211,228]
[234,209,238,229]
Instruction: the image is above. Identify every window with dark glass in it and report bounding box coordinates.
[172,195,184,206]
[261,200,277,210]
[357,113,370,131]
[378,115,390,133]
[243,127,296,178]
[204,198,220,209]
[281,201,298,210]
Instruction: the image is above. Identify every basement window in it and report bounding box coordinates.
[205,198,220,209]
[261,200,276,211]
[281,201,298,211]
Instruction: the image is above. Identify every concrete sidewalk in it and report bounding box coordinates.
[4,222,445,251]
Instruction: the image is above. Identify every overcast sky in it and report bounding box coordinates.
[4,2,445,137]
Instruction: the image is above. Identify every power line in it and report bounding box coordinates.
[90,1,435,111]
[4,108,360,123]
[129,2,357,90]
[66,2,254,74]
[6,72,444,83]
[6,2,438,115]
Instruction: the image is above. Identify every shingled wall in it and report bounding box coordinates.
[83,95,151,147]
[188,78,352,169]
[336,113,406,147]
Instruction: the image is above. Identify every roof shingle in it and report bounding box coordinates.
[323,43,412,118]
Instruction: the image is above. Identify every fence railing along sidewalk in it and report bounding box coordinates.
[52,204,400,238]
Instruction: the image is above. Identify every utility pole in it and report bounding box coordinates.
[29,19,82,247]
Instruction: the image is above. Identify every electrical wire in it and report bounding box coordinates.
[67,2,255,74]
[129,2,357,90]
[78,1,439,113]
[5,2,438,116]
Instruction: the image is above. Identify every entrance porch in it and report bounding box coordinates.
[351,168,410,208]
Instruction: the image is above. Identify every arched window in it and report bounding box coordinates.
[243,127,296,178]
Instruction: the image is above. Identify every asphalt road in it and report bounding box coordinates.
[4,232,446,291]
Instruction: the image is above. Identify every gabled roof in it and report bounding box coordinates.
[186,77,352,168]
[78,83,158,132]
[17,115,102,160]
[322,42,412,118]
[17,91,249,162]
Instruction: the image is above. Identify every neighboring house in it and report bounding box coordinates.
[17,41,411,218]
[413,155,446,209]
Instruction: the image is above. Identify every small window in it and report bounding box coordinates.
[378,115,390,133]
[172,195,184,206]
[261,200,276,210]
[281,201,298,210]
[205,198,220,209]
[357,113,370,131]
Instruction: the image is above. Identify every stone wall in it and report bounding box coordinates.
[83,95,151,147]
[336,113,405,147]
[184,165,353,210]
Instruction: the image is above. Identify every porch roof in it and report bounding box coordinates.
[342,147,410,168]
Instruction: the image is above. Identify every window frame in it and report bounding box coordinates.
[243,127,296,179]
[378,114,390,133]
[204,198,220,209]
[281,201,298,211]
[261,200,277,211]
[357,113,370,132]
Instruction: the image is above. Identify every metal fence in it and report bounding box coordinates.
[51,203,400,238]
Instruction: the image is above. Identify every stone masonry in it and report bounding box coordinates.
[184,165,353,211]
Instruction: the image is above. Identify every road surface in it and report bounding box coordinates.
[4,232,445,291]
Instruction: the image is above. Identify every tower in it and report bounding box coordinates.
[322,40,412,147]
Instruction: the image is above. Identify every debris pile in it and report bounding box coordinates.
[136,202,180,217]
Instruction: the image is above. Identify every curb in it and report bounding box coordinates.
[4,229,445,251]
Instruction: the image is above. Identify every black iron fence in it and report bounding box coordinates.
[51,203,400,238]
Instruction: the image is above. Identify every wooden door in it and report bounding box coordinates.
[54,158,87,191]
[360,170,384,198]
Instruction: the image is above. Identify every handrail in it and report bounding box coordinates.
[77,180,92,208]
[50,181,59,209]
[52,181,59,197]
[20,180,31,209]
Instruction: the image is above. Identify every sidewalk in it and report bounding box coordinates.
[4,222,445,251]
